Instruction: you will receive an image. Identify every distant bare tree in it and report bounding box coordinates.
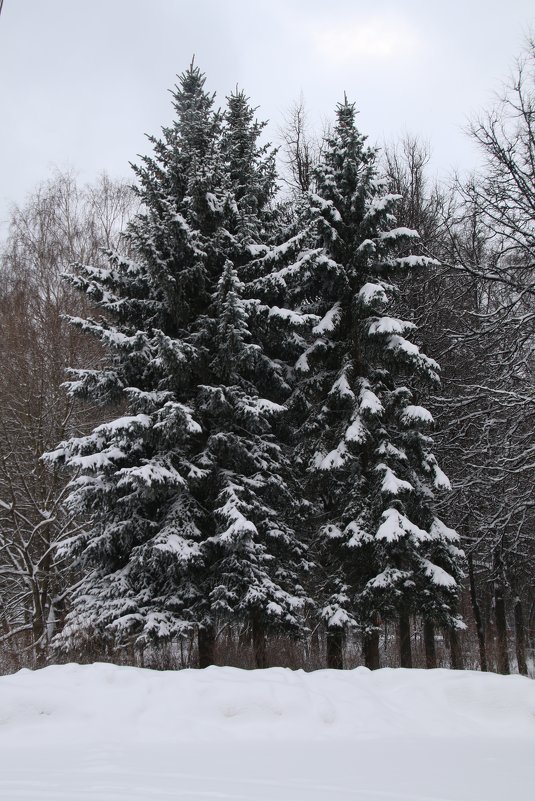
[0,171,136,670]
[279,95,321,194]
[382,124,534,675]
[452,42,535,674]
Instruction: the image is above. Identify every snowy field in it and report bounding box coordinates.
[0,664,533,801]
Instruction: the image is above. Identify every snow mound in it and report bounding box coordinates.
[0,663,533,800]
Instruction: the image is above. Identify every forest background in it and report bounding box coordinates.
[0,5,534,677]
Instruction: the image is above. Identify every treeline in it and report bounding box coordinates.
[0,45,533,676]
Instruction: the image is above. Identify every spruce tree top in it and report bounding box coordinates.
[46,66,308,649]
[253,98,465,634]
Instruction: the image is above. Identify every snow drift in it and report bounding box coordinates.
[0,663,533,800]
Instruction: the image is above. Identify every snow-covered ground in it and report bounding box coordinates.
[0,663,533,801]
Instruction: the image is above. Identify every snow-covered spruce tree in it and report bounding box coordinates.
[47,66,306,668]
[221,89,278,243]
[280,99,465,669]
[196,89,309,668]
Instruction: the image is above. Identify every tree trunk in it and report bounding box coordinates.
[423,620,437,669]
[529,602,535,663]
[252,617,267,669]
[449,627,464,670]
[198,623,215,668]
[0,611,21,671]
[238,623,250,651]
[32,617,47,668]
[468,552,488,671]
[326,628,344,669]
[310,624,320,667]
[363,624,380,670]
[513,596,528,676]
[127,640,136,667]
[493,550,510,675]
[484,587,496,672]
[398,613,412,668]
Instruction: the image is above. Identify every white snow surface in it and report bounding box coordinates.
[0,663,533,801]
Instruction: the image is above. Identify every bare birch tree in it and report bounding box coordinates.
[0,171,136,670]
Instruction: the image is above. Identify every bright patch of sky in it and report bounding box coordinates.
[309,14,424,62]
[0,0,533,225]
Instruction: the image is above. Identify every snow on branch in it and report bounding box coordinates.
[376,508,430,543]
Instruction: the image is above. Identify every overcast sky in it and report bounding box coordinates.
[1,0,533,223]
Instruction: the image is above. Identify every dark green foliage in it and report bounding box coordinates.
[49,66,307,652]
[268,100,464,641]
